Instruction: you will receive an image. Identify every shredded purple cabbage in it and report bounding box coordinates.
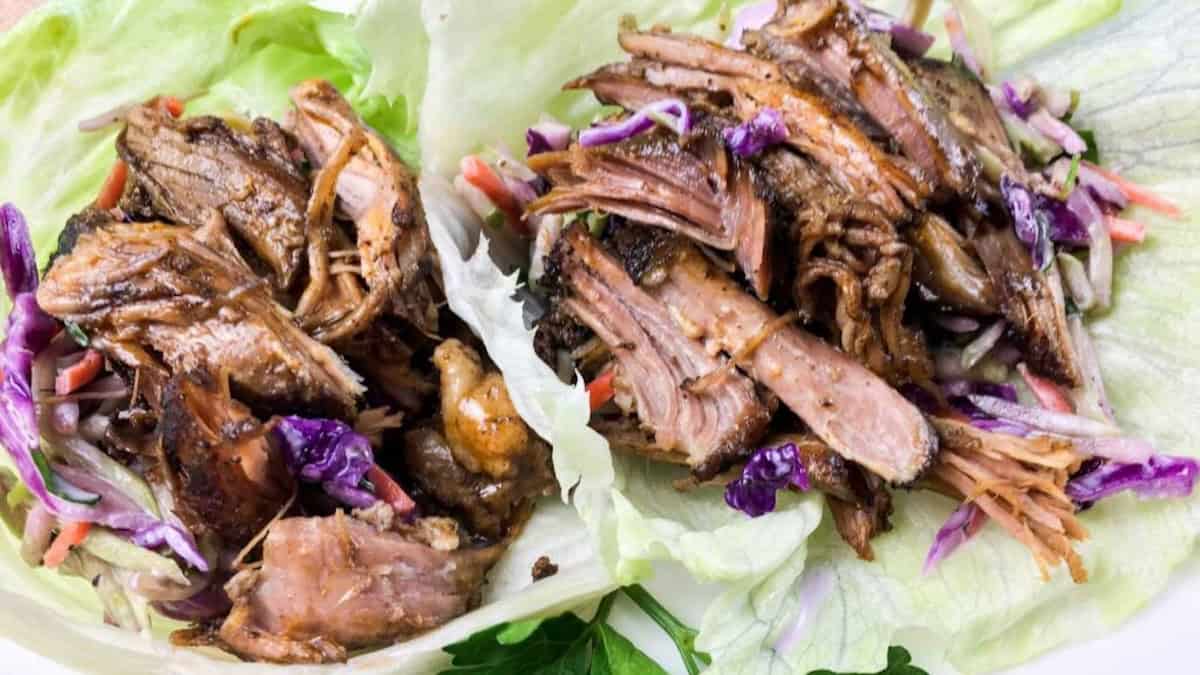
[725,442,811,517]
[0,204,39,297]
[723,107,788,157]
[579,99,691,147]
[526,119,571,156]
[153,585,231,622]
[846,0,934,56]
[129,522,210,571]
[1001,81,1034,119]
[1038,193,1090,246]
[923,501,987,574]
[1067,455,1199,505]
[1076,163,1128,209]
[273,416,377,508]
[942,381,1031,436]
[1001,176,1052,269]
[0,203,208,571]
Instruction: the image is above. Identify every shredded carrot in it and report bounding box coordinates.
[42,521,91,568]
[1084,162,1182,218]
[1017,363,1073,413]
[460,155,527,235]
[587,370,616,412]
[95,159,128,210]
[366,465,416,516]
[161,96,185,118]
[55,349,104,396]
[1105,215,1147,244]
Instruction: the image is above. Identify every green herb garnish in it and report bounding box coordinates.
[1061,154,1082,198]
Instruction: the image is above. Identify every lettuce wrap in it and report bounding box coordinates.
[417,0,1200,672]
[0,1,612,672]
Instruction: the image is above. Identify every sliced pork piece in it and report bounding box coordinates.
[116,105,310,288]
[288,79,438,339]
[734,76,929,219]
[218,512,503,663]
[617,24,784,81]
[553,227,771,478]
[158,372,294,546]
[752,0,980,199]
[567,62,687,111]
[908,213,998,315]
[972,221,1082,385]
[37,220,364,417]
[593,24,928,218]
[645,241,937,484]
[528,129,773,297]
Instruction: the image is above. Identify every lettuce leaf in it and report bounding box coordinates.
[0,1,608,671]
[419,0,1199,672]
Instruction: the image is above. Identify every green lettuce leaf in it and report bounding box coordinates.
[0,1,609,671]
[418,0,1199,672]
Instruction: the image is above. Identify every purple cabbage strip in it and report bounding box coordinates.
[579,99,691,147]
[1076,162,1128,209]
[1001,81,1034,119]
[923,501,987,574]
[1029,109,1087,155]
[1001,176,1052,268]
[725,442,811,517]
[1038,193,1090,247]
[724,0,777,49]
[153,584,232,622]
[129,522,211,571]
[723,107,788,157]
[526,119,571,156]
[847,0,934,56]
[0,204,38,296]
[273,415,377,508]
[1067,455,1199,505]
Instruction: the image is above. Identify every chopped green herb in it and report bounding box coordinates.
[484,210,507,231]
[1063,89,1081,122]
[1078,129,1100,163]
[1061,154,1082,198]
[32,449,99,505]
[64,321,89,347]
[586,211,609,237]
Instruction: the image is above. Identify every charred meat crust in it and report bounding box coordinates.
[158,371,294,546]
[972,220,1082,386]
[116,106,310,289]
[402,427,556,540]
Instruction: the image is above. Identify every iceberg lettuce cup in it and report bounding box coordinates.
[418,0,1200,672]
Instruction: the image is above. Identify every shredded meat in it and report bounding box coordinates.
[553,227,771,478]
[37,218,364,417]
[157,371,294,547]
[928,417,1087,582]
[116,105,311,288]
[289,79,439,339]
